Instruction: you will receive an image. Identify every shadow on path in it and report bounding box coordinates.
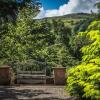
[0,86,79,100]
[0,87,51,100]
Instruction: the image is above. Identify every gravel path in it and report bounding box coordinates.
[0,85,78,100]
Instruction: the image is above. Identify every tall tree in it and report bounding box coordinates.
[0,0,40,22]
[0,0,40,64]
[95,2,100,19]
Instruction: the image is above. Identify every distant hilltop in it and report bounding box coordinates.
[34,13,94,20]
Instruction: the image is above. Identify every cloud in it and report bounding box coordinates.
[34,0,99,19]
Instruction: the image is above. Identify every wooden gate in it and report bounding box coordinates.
[14,60,47,84]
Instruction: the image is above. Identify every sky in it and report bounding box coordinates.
[40,0,68,10]
[35,0,100,19]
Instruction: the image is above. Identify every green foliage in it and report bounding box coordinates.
[67,21,100,100]
[0,0,94,75]
[95,2,100,12]
[0,0,40,22]
[30,19,78,67]
[95,2,100,19]
[67,63,100,99]
[0,7,86,70]
[68,18,94,61]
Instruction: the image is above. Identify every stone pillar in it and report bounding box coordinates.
[53,67,66,85]
[0,66,11,85]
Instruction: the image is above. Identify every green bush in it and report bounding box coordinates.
[67,63,100,100]
[66,21,100,100]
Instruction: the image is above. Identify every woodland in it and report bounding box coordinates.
[0,0,100,100]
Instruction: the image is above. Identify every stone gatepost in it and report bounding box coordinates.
[53,66,66,85]
[0,65,11,85]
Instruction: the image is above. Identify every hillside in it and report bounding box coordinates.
[35,13,94,34]
[0,9,95,71]
[44,13,93,19]
[0,0,97,64]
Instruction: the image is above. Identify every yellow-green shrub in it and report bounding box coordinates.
[67,63,100,99]
[66,21,100,100]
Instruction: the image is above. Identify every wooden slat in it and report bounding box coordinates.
[17,70,46,84]
[17,71,45,74]
[17,79,46,84]
[17,74,46,78]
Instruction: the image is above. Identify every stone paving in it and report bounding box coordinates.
[0,85,79,100]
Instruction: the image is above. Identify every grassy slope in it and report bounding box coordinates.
[35,13,94,33]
